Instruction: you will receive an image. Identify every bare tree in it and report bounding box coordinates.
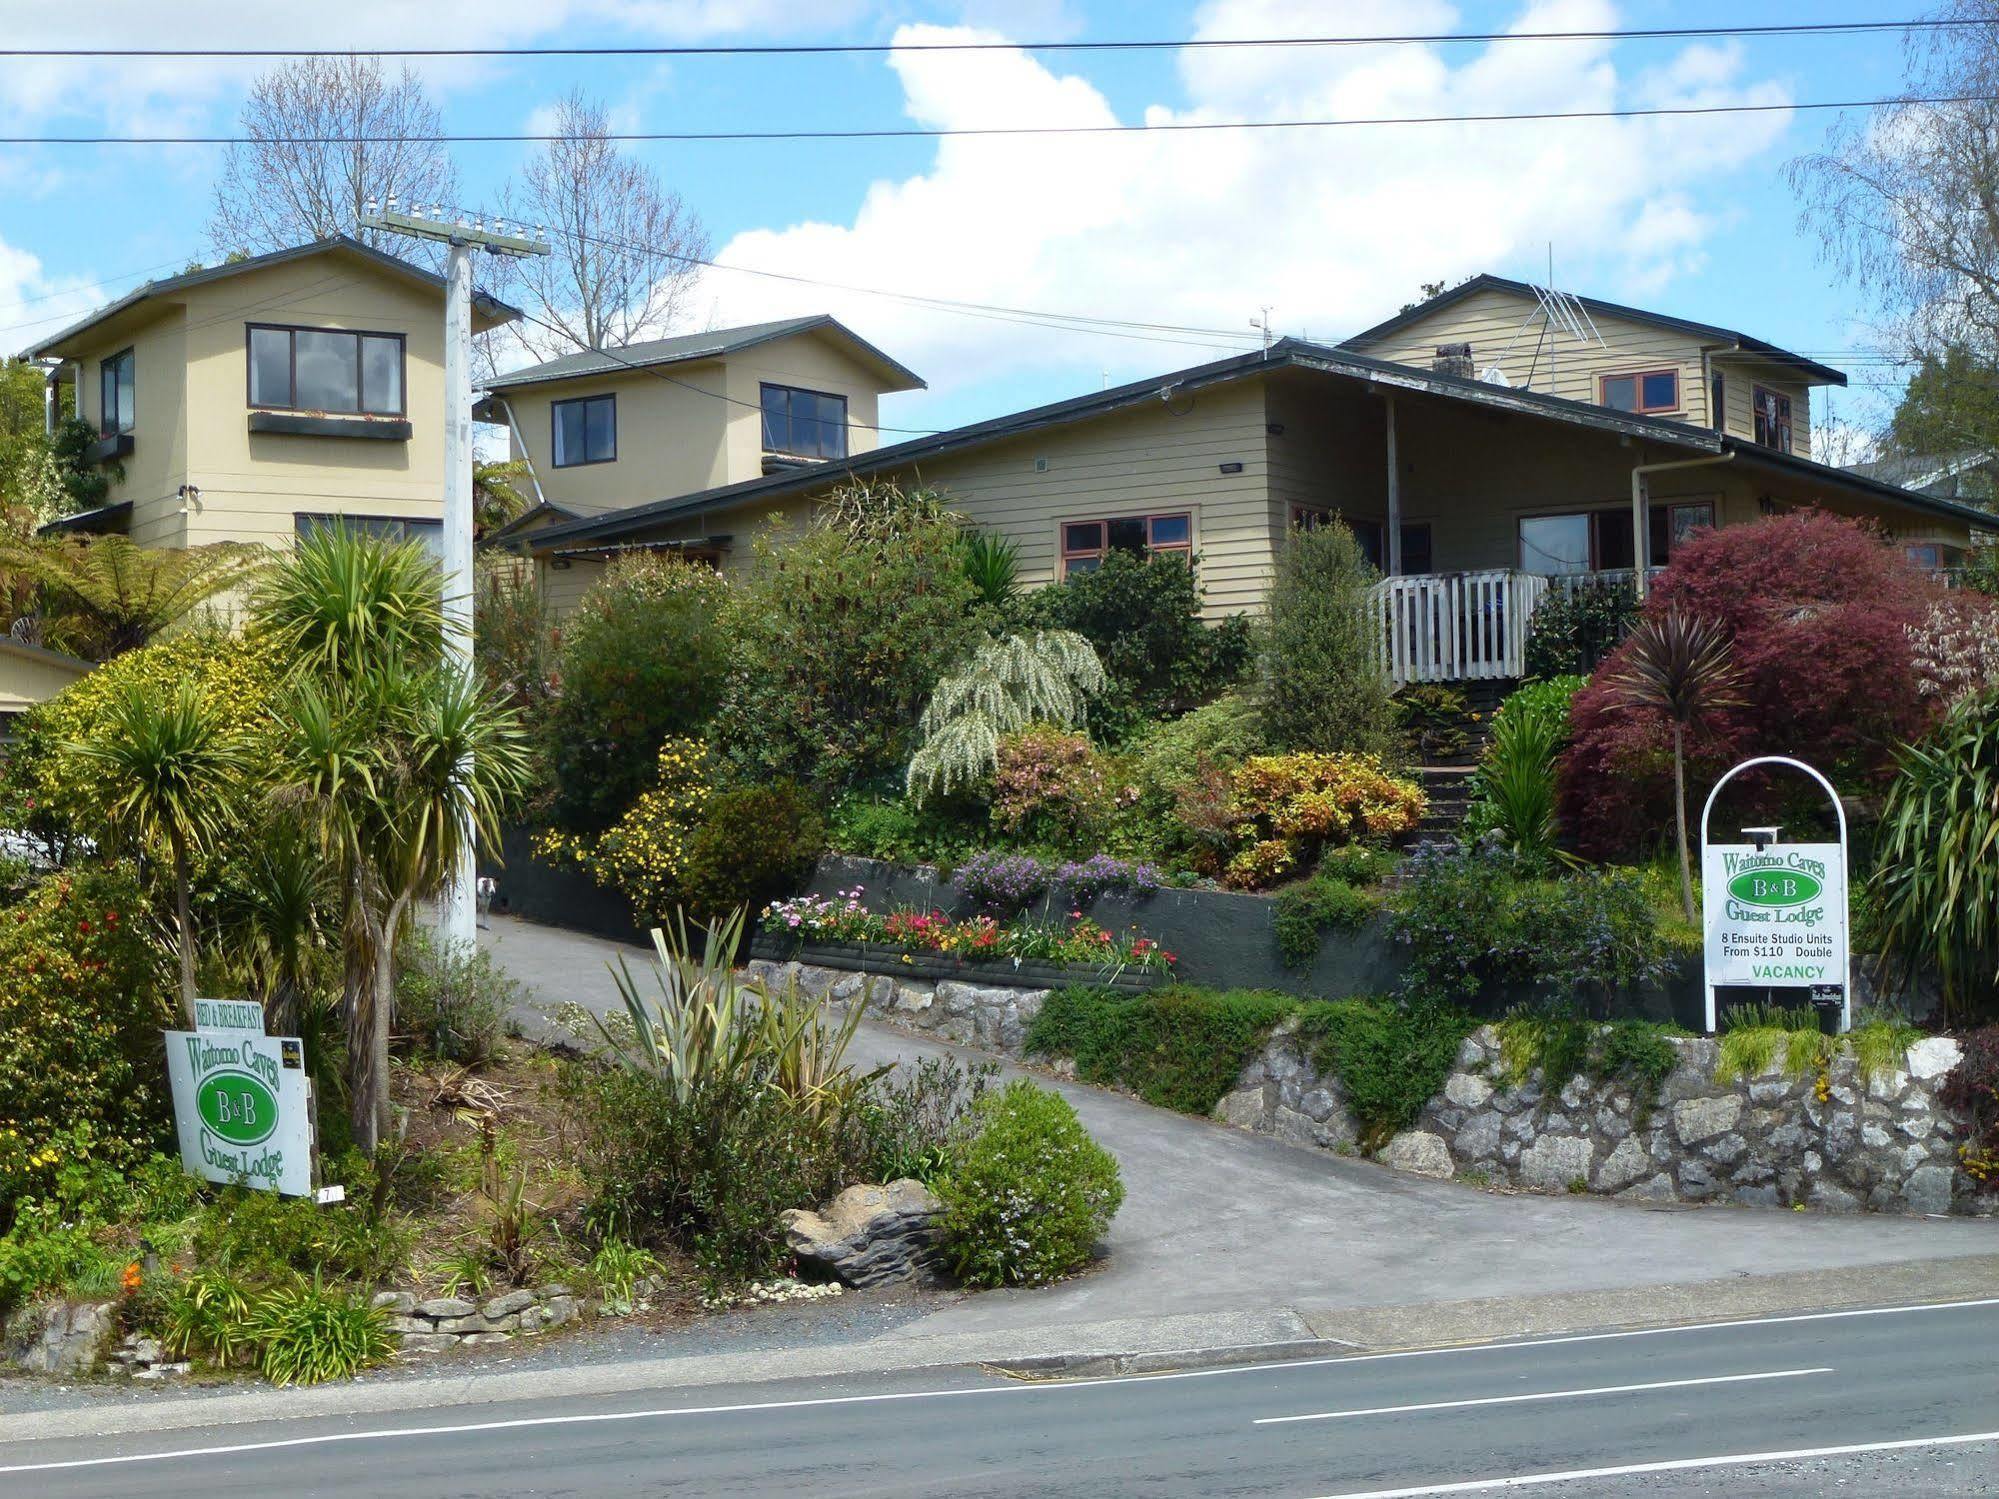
[209,56,458,261]
[1788,3,1999,360]
[496,90,708,362]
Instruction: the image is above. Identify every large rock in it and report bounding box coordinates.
[1672,1095,1742,1146]
[3,1300,116,1376]
[1519,1134,1594,1192]
[1379,1130,1454,1179]
[780,1179,945,1288]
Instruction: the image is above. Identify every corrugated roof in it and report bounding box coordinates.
[23,236,520,361]
[481,314,925,393]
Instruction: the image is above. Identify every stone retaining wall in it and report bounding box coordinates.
[757,958,1989,1219]
[372,1281,588,1354]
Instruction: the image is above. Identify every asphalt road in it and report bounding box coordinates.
[6,1298,1995,1497]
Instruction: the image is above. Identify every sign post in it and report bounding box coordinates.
[164,999,317,1198]
[1698,756,1851,1034]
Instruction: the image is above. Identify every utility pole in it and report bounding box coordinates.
[359,199,549,948]
[1251,306,1274,352]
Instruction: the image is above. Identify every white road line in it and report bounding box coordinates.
[1,1297,1993,1475]
[1307,1429,1999,1497]
[1255,1366,1833,1425]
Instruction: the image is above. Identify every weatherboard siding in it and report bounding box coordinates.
[911,378,1278,618]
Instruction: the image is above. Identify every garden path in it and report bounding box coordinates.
[479,915,1996,1346]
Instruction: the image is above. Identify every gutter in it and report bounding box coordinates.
[1631,451,1735,599]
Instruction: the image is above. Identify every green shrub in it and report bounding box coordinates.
[1524,579,1637,678]
[1466,675,1587,866]
[1024,549,1249,743]
[905,630,1106,802]
[1256,519,1396,757]
[1297,997,1477,1148]
[717,482,986,791]
[936,1080,1123,1287]
[395,927,523,1066]
[472,561,556,729]
[849,1056,1000,1186]
[1272,874,1381,968]
[1318,845,1398,886]
[186,1188,410,1286]
[1026,985,1294,1115]
[240,1278,395,1386]
[0,867,173,1229]
[678,780,827,925]
[0,1208,123,1312]
[1869,688,1999,1024]
[1396,684,1470,761]
[990,727,1112,848]
[1387,845,1673,1007]
[544,554,732,835]
[1131,690,1267,814]
[825,793,985,865]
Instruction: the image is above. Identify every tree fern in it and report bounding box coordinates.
[907,630,1106,801]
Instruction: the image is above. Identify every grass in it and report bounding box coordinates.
[1496,1007,1685,1125]
[1026,984,1296,1116]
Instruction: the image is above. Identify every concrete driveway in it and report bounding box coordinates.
[480,915,1996,1345]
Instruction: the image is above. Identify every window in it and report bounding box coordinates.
[1710,372,1726,432]
[99,348,135,436]
[247,325,405,415]
[1904,542,1965,573]
[1349,520,1434,575]
[552,394,616,467]
[1599,369,1680,414]
[294,513,443,564]
[1059,512,1192,576]
[1521,502,1714,575]
[760,383,848,460]
[1753,386,1793,452]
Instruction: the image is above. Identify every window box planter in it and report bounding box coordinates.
[748,935,1168,994]
[248,411,412,441]
[84,433,134,465]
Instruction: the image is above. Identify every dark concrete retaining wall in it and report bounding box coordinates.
[483,824,645,945]
[748,936,1166,993]
[800,855,1705,1019]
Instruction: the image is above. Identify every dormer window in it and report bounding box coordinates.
[760,383,848,461]
[1753,385,1793,453]
[1600,369,1679,414]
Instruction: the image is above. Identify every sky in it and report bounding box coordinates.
[0,0,1932,449]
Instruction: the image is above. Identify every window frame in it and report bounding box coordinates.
[1752,384,1794,453]
[99,347,135,437]
[1518,502,1715,575]
[550,392,618,468]
[1709,371,1726,432]
[1057,511,1194,578]
[245,323,407,417]
[759,381,850,461]
[1598,368,1682,415]
[294,512,443,562]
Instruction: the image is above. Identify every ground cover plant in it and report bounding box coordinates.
[1270,846,1396,968]
[1495,1006,1684,1124]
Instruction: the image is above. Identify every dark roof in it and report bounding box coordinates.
[482,314,925,394]
[526,335,1727,551]
[1340,273,1848,388]
[1729,439,1999,531]
[0,635,94,675]
[23,236,521,361]
[39,499,133,536]
[1848,448,1998,494]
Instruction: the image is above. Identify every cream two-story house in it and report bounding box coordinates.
[477,315,923,611]
[512,273,1992,685]
[25,236,518,553]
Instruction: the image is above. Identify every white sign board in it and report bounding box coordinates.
[164,1027,314,1197]
[1702,841,1849,1032]
[193,997,265,1034]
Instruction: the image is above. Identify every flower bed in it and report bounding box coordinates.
[759,886,1175,986]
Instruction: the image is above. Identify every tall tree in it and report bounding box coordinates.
[208,56,458,260]
[496,90,708,362]
[1789,4,1999,366]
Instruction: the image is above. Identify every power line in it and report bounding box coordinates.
[7,93,1993,148]
[0,18,1977,59]
[493,300,946,438]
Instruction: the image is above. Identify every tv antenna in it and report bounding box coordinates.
[1486,247,1604,390]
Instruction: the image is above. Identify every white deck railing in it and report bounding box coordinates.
[1374,569,1549,685]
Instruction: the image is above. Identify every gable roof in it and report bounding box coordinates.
[520,332,1995,557]
[23,236,521,361]
[481,314,925,394]
[1340,273,1848,388]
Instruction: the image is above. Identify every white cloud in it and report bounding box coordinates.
[702,0,1797,416]
[0,235,117,354]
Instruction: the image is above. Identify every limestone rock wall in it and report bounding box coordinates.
[762,958,1988,1220]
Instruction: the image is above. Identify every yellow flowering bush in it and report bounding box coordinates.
[0,867,173,1227]
[7,628,283,839]
[1205,753,1425,891]
[534,737,711,923]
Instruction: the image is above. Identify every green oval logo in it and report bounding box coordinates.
[199,1071,278,1146]
[1728,869,1823,908]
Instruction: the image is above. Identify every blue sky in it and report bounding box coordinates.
[0,0,1930,449]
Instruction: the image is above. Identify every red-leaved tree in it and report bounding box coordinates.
[1561,511,1948,859]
